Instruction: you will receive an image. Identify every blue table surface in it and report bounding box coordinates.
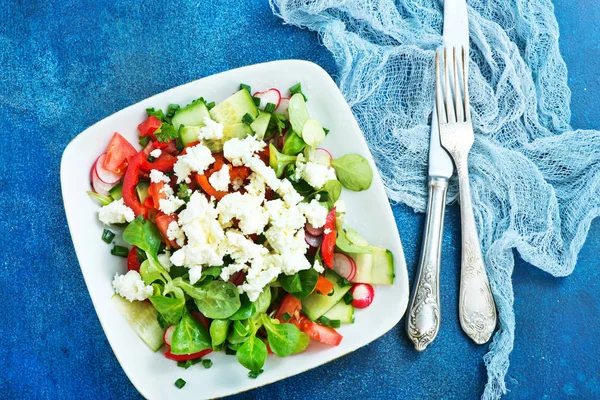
[2,1,599,398]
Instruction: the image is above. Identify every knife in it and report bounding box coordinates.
[405,0,468,351]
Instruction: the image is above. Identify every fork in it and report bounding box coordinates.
[435,47,497,344]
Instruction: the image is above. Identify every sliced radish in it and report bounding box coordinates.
[91,169,117,196]
[254,88,281,110]
[275,97,290,114]
[313,148,333,167]
[332,253,357,281]
[305,222,324,237]
[163,325,176,347]
[95,153,123,184]
[305,232,323,248]
[350,283,374,309]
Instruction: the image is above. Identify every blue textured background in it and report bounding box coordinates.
[1,1,599,398]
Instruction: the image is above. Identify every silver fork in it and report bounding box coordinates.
[435,47,497,344]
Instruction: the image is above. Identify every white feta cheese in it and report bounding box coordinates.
[173,143,215,183]
[157,251,172,271]
[241,254,283,301]
[265,226,308,255]
[166,220,185,247]
[231,177,244,191]
[159,196,185,215]
[324,228,332,235]
[226,230,269,264]
[313,258,324,273]
[98,199,135,225]
[276,179,302,206]
[217,192,269,235]
[265,199,306,231]
[300,199,329,228]
[149,149,162,158]
[223,136,265,166]
[220,263,246,281]
[112,270,153,302]
[208,164,230,192]
[245,156,280,190]
[302,161,337,189]
[189,266,203,285]
[198,117,224,140]
[245,173,266,198]
[149,169,170,184]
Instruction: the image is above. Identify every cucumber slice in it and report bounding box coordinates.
[111,294,164,352]
[172,100,210,129]
[210,89,259,125]
[179,126,200,146]
[204,123,253,153]
[136,181,150,204]
[288,93,310,133]
[250,111,271,140]
[109,182,123,200]
[301,269,352,321]
[349,246,394,285]
[301,118,325,147]
[370,247,395,285]
[323,301,355,324]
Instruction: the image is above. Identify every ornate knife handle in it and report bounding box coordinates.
[406,176,448,351]
[455,157,497,344]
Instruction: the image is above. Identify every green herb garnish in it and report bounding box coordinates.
[174,378,186,389]
[111,245,129,258]
[101,229,115,244]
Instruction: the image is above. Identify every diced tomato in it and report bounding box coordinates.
[143,196,154,210]
[298,315,343,346]
[195,174,228,200]
[148,181,168,209]
[181,141,200,154]
[138,116,163,139]
[230,166,252,181]
[155,213,180,248]
[315,275,334,295]
[164,348,212,362]
[140,152,177,173]
[127,246,140,272]
[275,294,302,323]
[122,151,148,218]
[153,139,178,155]
[321,207,337,268]
[104,133,137,174]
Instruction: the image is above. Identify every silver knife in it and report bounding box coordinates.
[405,0,468,351]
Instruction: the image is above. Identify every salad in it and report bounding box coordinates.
[88,83,394,380]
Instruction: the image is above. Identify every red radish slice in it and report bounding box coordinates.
[305,222,324,237]
[313,148,333,167]
[275,97,290,114]
[92,169,117,196]
[253,88,281,110]
[332,253,357,281]
[305,232,323,248]
[350,283,374,309]
[163,325,176,347]
[95,153,123,184]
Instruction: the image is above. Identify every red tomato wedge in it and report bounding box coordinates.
[127,246,140,272]
[104,133,137,174]
[275,294,302,323]
[138,116,162,139]
[148,181,168,210]
[155,213,179,248]
[140,152,177,173]
[298,316,343,346]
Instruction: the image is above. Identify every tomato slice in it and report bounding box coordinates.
[314,275,334,295]
[140,152,177,173]
[148,181,168,209]
[122,151,148,218]
[299,315,343,346]
[127,246,140,272]
[164,348,212,362]
[155,213,179,248]
[275,294,302,323]
[153,139,178,155]
[104,133,137,174]
[138,116,163,139]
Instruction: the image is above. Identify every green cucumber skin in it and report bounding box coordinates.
[349,246,394,285]
[210,89,259,125]
[172,101,210,129]
[250,111,271,140]
[301,269,352,321]
[322,301,355,324]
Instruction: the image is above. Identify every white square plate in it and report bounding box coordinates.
[61,60,409,399]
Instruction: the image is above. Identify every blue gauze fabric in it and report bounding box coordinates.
[270,0,600,398]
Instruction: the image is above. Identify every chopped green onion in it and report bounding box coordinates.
[240,83,252,93]
[87,191,113,206]
[338,277,351,287]
[343,291,354,305]
[177,359,202,369]
[202,359,213,369]
[242,113,255,125]
[252,96,261,106]
[206,101,216,110]
[147,156,155,163]
[289,83,307,101]
[282,312,292,322]
[329,319,341,328]
[111,245,129,258]
[327,288,335,297]
[174,378,186,389]
[264,102,276,113]
[324,127,330,135]
[319,315,330,325]
[248,369,264,379]
[177,183,191,201]
[101,229,115,244]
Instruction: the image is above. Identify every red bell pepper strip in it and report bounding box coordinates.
[164,348,212,362]
[195,174,228,200]
[148,181,168,209]
[321,207,337,268]
[137,116,162,139]
[140,153,177,173]
[122,151,148,218]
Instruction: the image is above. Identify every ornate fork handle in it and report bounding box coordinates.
[454,155,497,344]
[406,176,448,350]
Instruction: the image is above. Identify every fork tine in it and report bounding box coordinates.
[435,50,447,124]
[462,46,471,121]
[453,47,465,122]
[443,48,456,123]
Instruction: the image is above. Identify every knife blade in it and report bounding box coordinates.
[406,0,469,350]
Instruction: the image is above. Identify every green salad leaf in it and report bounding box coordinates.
[123,217,162,258]
[209,319,231,348]
[146,107,166,122]
[282,131,306,156]
[176,279,241,319]
[148,295,185,325]
[139,258,170,285]
[322,180,342,208]
[87,191,113,206]
[170,310,211,355]
[261,315,303,357]
[253,287,272,315]
[236,334,268,372]
[229,295,256,321]
[269,143,297,177]
[228,320,252,344]
[331,154,373,191]
[279,268,319,299]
